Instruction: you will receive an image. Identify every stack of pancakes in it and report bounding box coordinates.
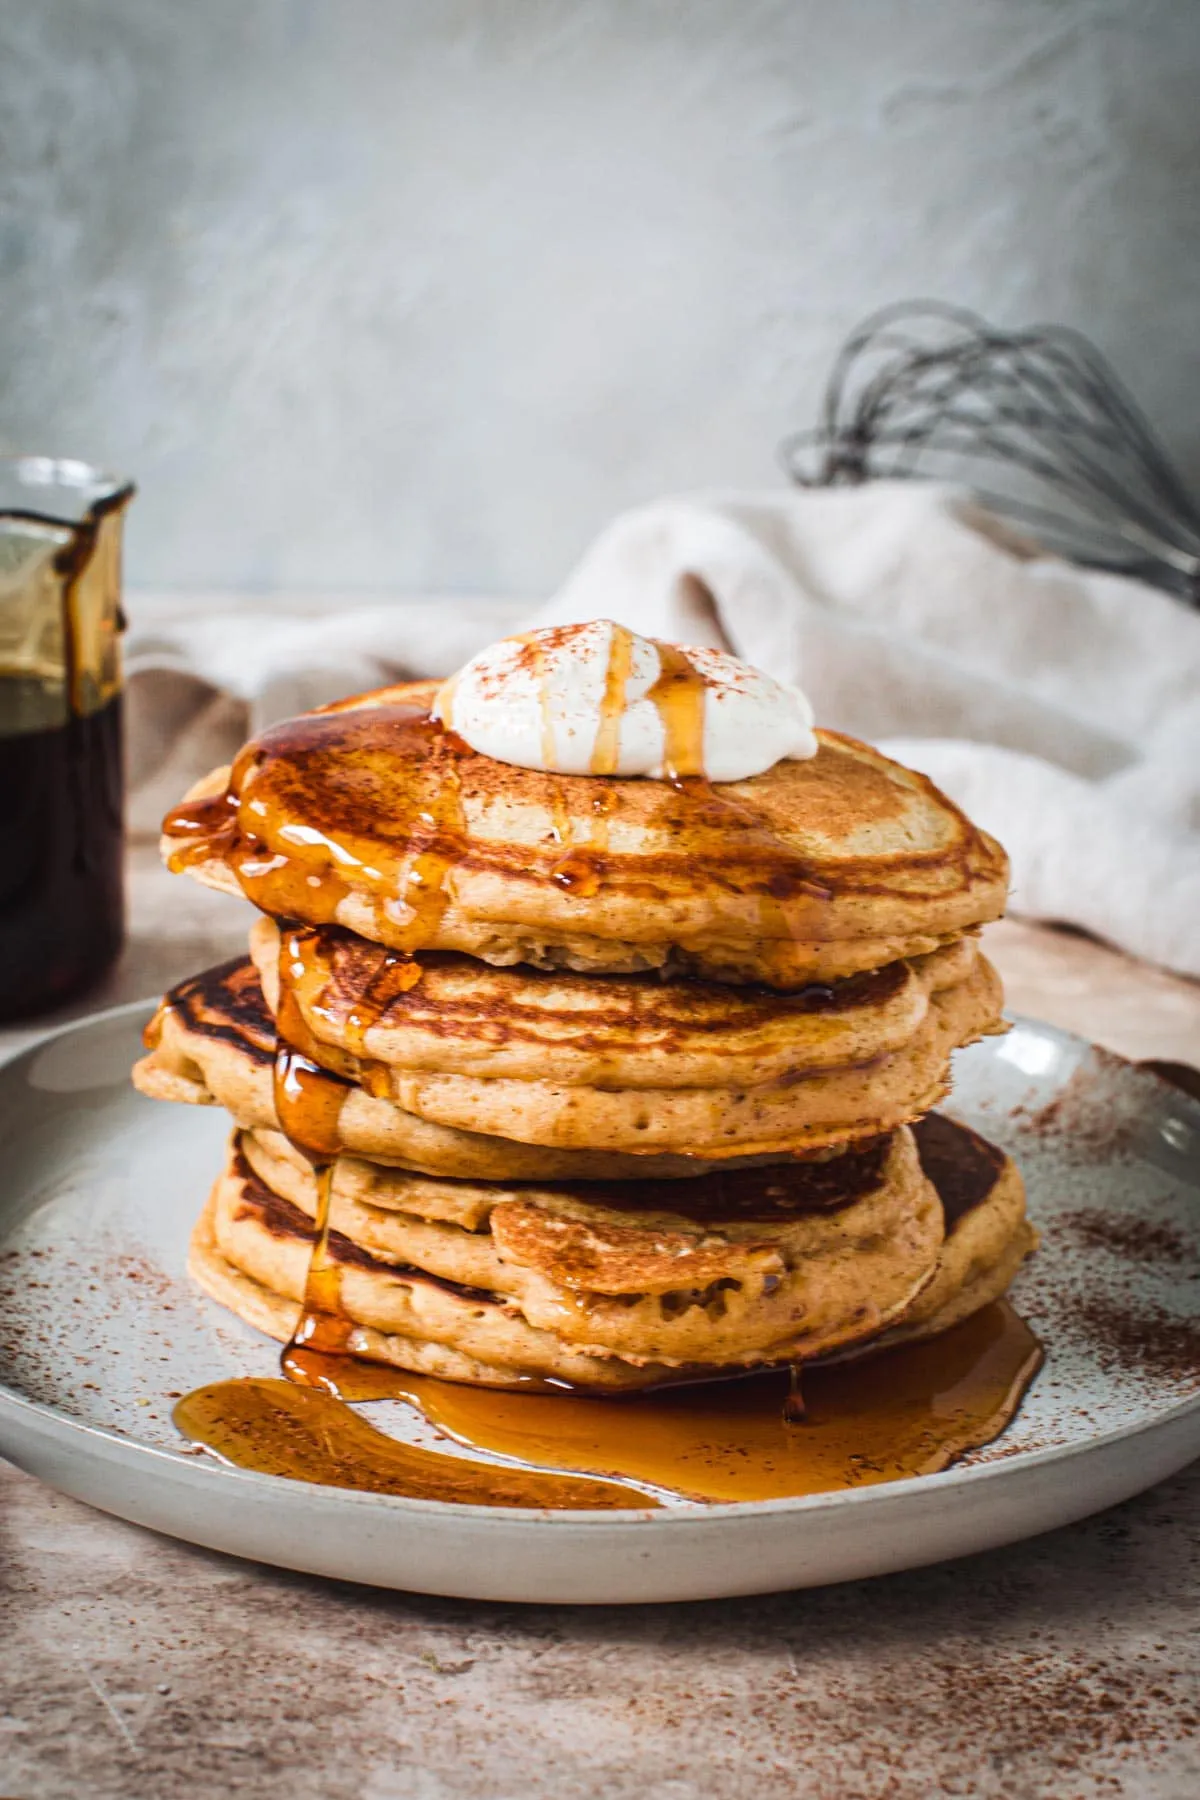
[134,676,1036,1392]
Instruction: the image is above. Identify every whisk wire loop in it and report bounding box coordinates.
[783,301,1200,602]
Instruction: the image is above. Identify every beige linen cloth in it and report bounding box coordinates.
[127,481,1200,978]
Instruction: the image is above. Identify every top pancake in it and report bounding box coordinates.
[161,680,1008,987]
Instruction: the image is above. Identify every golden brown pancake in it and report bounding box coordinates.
[133,957,800,1181]
[239,1115,1026,1328]
[253,915,979,1086]
[870,1113,1037,1347]
[235,1124,944,1362]
[243,1112,1031,1344]
[188,1177,663,1392]
[256,921,1004,1157]
[196,1128,943,1370]
[191,1112,1032,1386]
[137,945,1005,1160]
[160,681,1008,987]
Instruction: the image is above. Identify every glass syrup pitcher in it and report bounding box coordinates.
[0,457,135,1019]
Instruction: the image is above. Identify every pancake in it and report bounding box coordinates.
[239,1116,1022,1323]
[242,1114,1030,1347]
[133,958,796,1181]
[255,923,1004,1156]
[243,1126,503,1229]
[868,1113,1038,1348]
[253,915,979,1086]
[236,1124,944,1361]
[160,681,1009,987]
[240,1121,902,1245]
[188,1179,664,1392]
[138,947,1005,1159]
[198,1129,943,1369]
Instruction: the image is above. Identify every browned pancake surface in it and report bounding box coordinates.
[161,682,1009,984]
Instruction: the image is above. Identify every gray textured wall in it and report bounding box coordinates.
[1,0,1198,596]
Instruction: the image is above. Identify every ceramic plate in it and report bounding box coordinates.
[0,1002,1197,1604]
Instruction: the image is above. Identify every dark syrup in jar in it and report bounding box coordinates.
[0,677,124,1018]
[0,476,131,1019]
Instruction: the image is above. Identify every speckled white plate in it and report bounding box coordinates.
[0,1001,1197,1604]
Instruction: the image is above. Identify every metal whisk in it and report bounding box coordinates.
[780,300,1200,606]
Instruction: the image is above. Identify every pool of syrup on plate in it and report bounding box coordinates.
[175,1300,1042,1508]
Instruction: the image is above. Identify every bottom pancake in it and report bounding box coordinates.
[195,1136,943,1372]
[188,1115,1034,1387]
[855,1113,1037,1351]
[225,1125,943,1364]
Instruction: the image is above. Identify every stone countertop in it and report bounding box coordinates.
[1,852,1198,1800]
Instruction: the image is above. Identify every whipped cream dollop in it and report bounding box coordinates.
[433,620,818,782]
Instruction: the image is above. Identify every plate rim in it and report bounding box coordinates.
[0,994,1197,1530]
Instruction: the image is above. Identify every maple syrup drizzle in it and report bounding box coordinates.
[269,1025,353,1383]
[783,1364,807,1424]
[162,791,239,873]
[504,630,559,771]
[591,622,634,775]
[343,948,424,1057]
[271,924,418,1115]
[548,788,572,850]
[269,923,358,1385]
[270,966,426,1390]
[163,704,471,948]
[265,711,467,1386]
[550,789,617,898]
[174,1303,1042,1507]
[173,1379,654,1510]
[533,634,557,771]
[272,1041,347,1160]
[647,639,708,782]
[278,920,424,1066]
[278,1162,358,1387]
[642,641,830,935]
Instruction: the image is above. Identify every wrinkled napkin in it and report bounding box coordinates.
[127,481,1200,977]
